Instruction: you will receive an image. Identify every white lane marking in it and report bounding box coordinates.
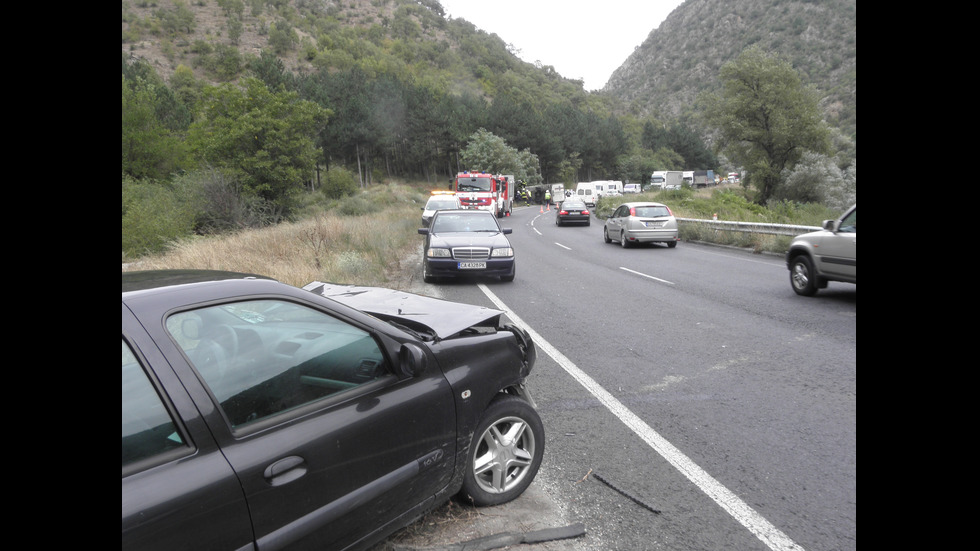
[530,216,542,235]
[555,243,571,250]
[478,284,806,551]
[620,266,674,285]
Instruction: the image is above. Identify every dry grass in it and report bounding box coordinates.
[122,198,425,291]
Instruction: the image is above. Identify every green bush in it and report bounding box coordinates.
[122,176,198,257]
[321,165,359,199]
[336,194,373,216]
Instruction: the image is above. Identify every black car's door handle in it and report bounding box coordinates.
[264,456,307,486]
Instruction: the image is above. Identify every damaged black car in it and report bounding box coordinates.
[122,270,543,551]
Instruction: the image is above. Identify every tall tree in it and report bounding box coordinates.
[701,46,830,205]
[666,123,717,169]
[122,75,191,181]
[302,68,377,184]
[459,128,519,175]
[187,77,329,213]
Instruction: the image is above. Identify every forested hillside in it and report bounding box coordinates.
[123,0,629,185]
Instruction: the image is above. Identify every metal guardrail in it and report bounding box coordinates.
[676,218,821,237]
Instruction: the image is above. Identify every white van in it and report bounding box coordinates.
[575,182,597,207]
[605,180,623,196]
[623,184,641,194]
[592,180,622,199]
[593,181,608,197]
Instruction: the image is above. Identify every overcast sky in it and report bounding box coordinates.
[437,0,686,91]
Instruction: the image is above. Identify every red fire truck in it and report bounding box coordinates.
[452,171,513,217]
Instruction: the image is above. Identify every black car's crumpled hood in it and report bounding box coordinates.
[303,281,503,340]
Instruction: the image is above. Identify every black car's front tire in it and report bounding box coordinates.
[422,260,435,283]
[461,395,544,506]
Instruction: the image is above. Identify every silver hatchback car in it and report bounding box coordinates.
[603,202,679,248]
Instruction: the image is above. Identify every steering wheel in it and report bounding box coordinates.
[193,325,238,387]
[210,325,239,359]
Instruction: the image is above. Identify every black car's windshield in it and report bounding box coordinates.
[432,213,500,233]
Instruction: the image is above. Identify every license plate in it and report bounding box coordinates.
[644,221,665,228]
[458,262,486,269]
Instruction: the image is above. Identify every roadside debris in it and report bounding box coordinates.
[592,472,662,515]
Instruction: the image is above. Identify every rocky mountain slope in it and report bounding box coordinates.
[605,0,856,138]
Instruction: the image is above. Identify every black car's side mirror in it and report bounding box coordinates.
[397,343,427,378]
[417,228,429,235]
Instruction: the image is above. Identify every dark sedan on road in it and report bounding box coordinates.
[122,270,543,551]
[418,209,516,282]
[555,198,591,226]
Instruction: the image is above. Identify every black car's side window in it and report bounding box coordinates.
[166,300,389,430]
[122,339,188,467]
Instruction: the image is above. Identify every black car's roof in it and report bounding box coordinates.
[122,269,272,293]
[122,270,505,340]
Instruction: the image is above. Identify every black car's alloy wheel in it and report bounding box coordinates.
[461,395,544,506]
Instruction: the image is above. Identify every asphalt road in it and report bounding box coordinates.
[380,203,856,551]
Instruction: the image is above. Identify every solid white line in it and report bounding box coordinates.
[620,266,674,285]
[478,284,805,551]
[555,243,571,250]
